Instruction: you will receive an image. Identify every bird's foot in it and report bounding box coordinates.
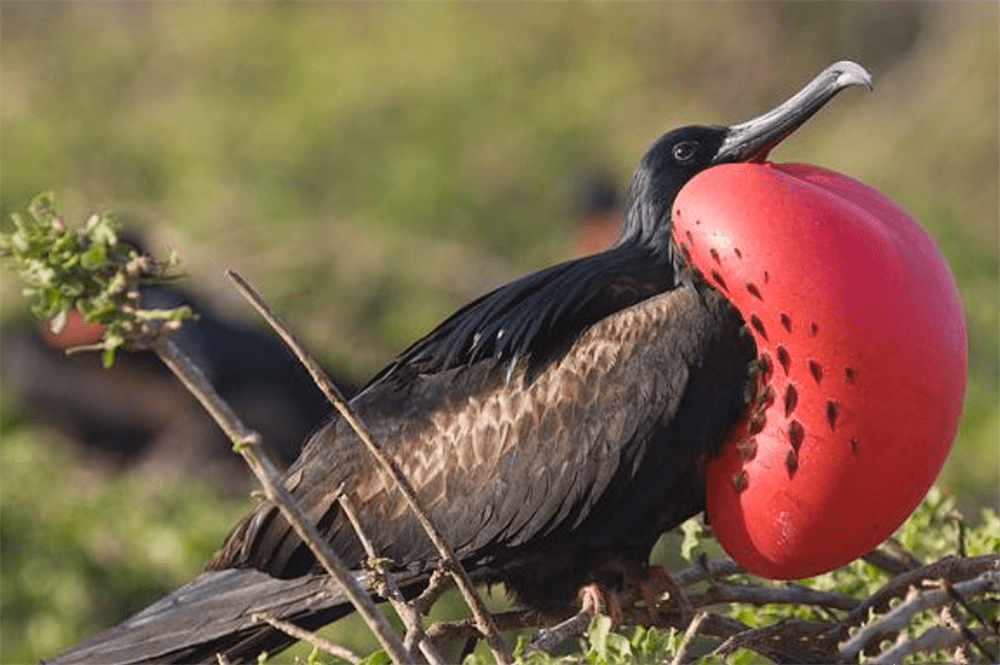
[527,583,620,653]
[578,581,623,627]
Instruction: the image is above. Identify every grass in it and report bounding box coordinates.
[2,3,997,663]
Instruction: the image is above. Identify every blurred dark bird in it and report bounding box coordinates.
[574,171,622,255]
[47,61,872,664]
[3,276,356,485]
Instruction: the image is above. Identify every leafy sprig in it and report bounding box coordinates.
[0,193,193,366]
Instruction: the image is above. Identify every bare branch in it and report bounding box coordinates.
[689,581,859,612]
[938,576,999,661]
[837,570,1000,662]
[673,556,744,586]
[339,495,448,665]
[845,554,1000,626]
[669,611,707,665]
[713,617,845,664]
[863,548,920,576]
[251,613,362,664]
[526,609,592,653]
[226,269,511,664]
[411,568,454,616]
[652,566,693,625]
[870,625,995,665]
[150,336,412,665]
[425,610,535,655]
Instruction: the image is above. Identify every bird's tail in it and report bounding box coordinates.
[43,567,358,665]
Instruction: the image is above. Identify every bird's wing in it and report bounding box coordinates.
[369,245,678,382]
[210,265,752,583]
[44,568,359,665]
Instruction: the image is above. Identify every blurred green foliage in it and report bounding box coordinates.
[0,192,192,366]
[2,2,997,663]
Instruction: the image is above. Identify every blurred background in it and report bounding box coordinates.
[2,2,997,662]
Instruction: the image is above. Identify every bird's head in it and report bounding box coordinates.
[620,61,873,250]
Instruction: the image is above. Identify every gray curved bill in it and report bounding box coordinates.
[715,60,873,164]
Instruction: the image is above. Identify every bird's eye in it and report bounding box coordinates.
[672,141,700,163]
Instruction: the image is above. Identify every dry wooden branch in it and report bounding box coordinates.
[673,556,744,586]
[689,581,859,612]
[411,568,454,616]
[251,613,362,664]
[226,270,511,664]
[527,609,593,653]
[149,336,412,665]
[425,610,535,645]
[944,575,999,653]
[338,494,448,665]
[679,612,838,664]
[845,554,1000,626]
[713,616,845,664]
[655,566,693,625]
[837,569,1000,662]
[669,611,707,665]
[863,549,919,576]
[869,625,995,665]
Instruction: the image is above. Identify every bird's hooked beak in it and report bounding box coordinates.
[714,60,873,165]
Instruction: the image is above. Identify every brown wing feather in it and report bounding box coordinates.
[209,283,752,610]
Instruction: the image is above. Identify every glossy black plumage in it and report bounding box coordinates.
[46,61,873,665]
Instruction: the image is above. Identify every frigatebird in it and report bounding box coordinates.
[47,61,872,664]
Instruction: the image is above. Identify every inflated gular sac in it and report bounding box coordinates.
[673,162,966,579]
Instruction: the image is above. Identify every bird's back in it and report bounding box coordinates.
[209,275,754,615]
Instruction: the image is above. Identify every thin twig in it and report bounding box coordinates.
[883,537,925,570]
[669,611,707,665]
[949,574,1000,642]
[845,554,1000,626]
[863,549,919,576]
[713,617,845,663]
[869,625,995,665]
[689,581,859,612]
[252,613,362,664]
[930,578,997,662]
[837,570,1000,662]
[526,609,593,653]
[339,494,448,665]
[150,336,412,665]
[412,568,454,616]
[426,610,535,645]
[673,556,744,586]
[227,269,511,664]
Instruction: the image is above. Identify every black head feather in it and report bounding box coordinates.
[618,125,728,251]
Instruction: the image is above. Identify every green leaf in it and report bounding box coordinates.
[680,518,702,562]
[603,631,631,662]
[358,649,391,665]
[727,647,763,665]
[80,243,107,270]
[101,346,116,369]
[48,306,69,335]
[586,613,611,662]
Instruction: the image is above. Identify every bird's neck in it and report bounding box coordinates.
[615,201,676,273]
